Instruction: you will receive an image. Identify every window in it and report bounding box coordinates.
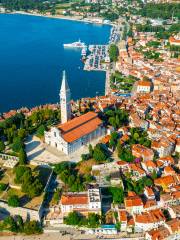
[54,132,56,137]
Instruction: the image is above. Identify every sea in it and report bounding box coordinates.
[0,14,111,113]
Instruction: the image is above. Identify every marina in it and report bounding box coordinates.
[84,45,110,71]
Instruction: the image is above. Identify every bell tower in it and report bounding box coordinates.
[60,71,71,124]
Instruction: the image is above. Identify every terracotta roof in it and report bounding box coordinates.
[154,175,177,187]
[125,195,143,208]
[137,81,151,87]
[166,219,180,233]
[119,210,127,222]
[144,187,154,197]
[147,226,170,240]
[57,112,102,143]
[61,194,88,205]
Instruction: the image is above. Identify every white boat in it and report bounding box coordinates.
[63,39,86,48]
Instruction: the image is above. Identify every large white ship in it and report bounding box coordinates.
[63,39,86,48]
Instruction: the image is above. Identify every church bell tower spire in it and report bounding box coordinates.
[60,70,71,124]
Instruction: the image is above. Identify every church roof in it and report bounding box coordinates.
[57,112,103,143]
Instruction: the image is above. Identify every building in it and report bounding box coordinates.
[60,188,101,217]
[132,144,154,161]
[134,209,166,233]
[136,81,152,93]
[60,71,71,124]
[125,194,144,214]
[45,72,105,155]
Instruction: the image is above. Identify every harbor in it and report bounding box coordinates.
[84,45,110,71]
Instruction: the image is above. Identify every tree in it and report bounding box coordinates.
[109,44,119,62]
[14,166,31,184]
[16,215,24,232]
[12,137,24,152]
[23,220,42,235]
[19,148,27,165]
[0,183,7,192]
[8,195,20,207]
[89,144,94,158]
[151,170,158,180]
[109,187,124,204]
[109,131,119,149]
[64,212,81,225]
[4,216,18,232]
[0,140,5,152]
[87,213,100,228]
[93,144,108,162]
[36,125,46,138]
[17,128,26,139]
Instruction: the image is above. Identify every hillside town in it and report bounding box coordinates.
[0,0,180,239]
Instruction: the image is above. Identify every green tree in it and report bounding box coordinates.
[93,144,108,162]
[0,183,7,192]
[109,44,119,62]
[109,187,124,204]
[17,128,26,139]
[36,125,46,138]
[19,148,27,165]
[16,215,24,232]
[87,213,100,228]
[4,216,18,232]
[89,144,94,158]
[64,212,81,225]
[0,140,5,152]
[23,220,42,235]
[8,195,20,207]
[12,137,24,152]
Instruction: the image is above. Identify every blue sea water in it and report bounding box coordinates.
[0,14,111,113]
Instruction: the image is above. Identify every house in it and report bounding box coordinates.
[145,226,170,240]
[136,81,152,93]
[151,138,175,158]
[158,191,180,208]
[60,188,101,217]
[132,144,154,161]
[164,218,180,235]
[141,160,158,174]
[125,194,143,214]
[168,205,180,219]
[118,210,128,231]
[169,36,180,46]
[144,187,155,200]
[154,175,178,191]
[129,163,146,180]
[134,209,166,233]
[143,199,158,211]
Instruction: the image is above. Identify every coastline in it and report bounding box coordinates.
[5,10,113,26]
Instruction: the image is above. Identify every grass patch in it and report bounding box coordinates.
[76,159,97,175]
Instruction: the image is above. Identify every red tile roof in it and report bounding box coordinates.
[61,194,88,205]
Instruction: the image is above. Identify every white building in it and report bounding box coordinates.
[136,81,152,93]
[60,188,101,217]
[45,71,105,155]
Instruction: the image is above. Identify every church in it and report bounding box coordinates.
[44,71,105,155]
